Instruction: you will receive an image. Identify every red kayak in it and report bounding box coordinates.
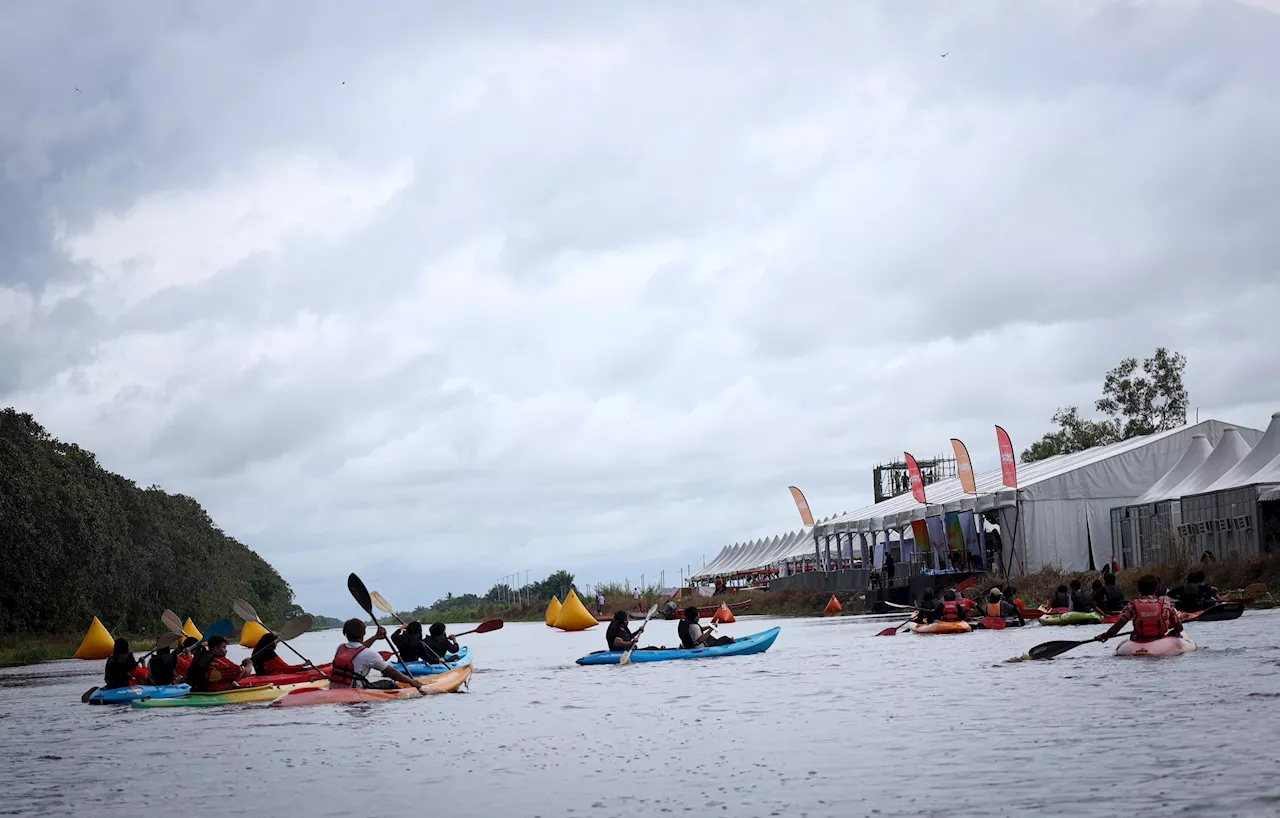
[236,651,394,687]
[661,599,752,620]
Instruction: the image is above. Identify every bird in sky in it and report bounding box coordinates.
[940,52,949,57]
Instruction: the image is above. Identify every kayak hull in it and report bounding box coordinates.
[1040,612,1103,626]
[910,621,972,635]
[575,627,780,665]
[1115,636,1197,657]
[389,646,472,677]
[270,666,472,707]
[89,684,190,704]
[131,680,325,708]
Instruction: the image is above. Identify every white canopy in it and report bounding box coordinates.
[1157,427,1253,500]
[1202,412,1280,492]
[1133,434,1212,504]
[1248,448,1280,488]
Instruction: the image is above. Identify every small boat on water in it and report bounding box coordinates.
[595,598,753,623]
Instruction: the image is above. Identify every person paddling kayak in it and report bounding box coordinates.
[1046,585,1071,612]
[423,623,460,661]
[1069,579,1098,614]
[937,590,968,623]
[332,619,428,691]
[606,610,640,650]
[174,636,198,682]
[103,639,147,689]
[1169,570,1219,613]
[678,607,733,648]
[1095,574,1126,614]
[250,632,306,677]
[390,621,441,664]
[187,636,252,692]
[148,644,179,685]
[984,588,1024,625]
[911,589,939,624]
[1094,575,1183,645]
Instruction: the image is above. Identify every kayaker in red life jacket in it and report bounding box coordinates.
[1046,585,1071,612]
[984,588,1024,625]
[1094,575,1182,644]
[174,636,198,682]
[187,636,252,692]
[332,619,427,691]
[937,590,967,623]
[250,632,306,677]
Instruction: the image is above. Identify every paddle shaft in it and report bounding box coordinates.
[372,596,447,665]
[621,605,659,663]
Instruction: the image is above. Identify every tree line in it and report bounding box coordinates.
[0,409,295,635]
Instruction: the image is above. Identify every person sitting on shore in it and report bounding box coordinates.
[1069,579,1097,613]
[1096,574,1126,614]
[984,588,1024,625]
[186,636,252,692]
[1169,570,1219,613]
[250,632,306,677]
[1094,574,1182,644]
[678,607,733,648]
[331,618,430,691]
[607,610,640,650]
[1047,585,1071,612]
[148,643,179,686]
[103,638,144,689]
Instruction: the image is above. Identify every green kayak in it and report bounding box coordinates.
[131,681,323,708]
[1039,611,1102,626]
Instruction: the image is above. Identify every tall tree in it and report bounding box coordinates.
[1022,348,1188,463]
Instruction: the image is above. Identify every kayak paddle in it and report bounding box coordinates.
[234,599,327,680]
[451,619,503,638]
[348,573,410,674]
[1184,602,1244,622]
[161,609,184,635]
[620,604,659,665]
[1026,630,1133,661]
[876,618,913,636]
[979,616,1007,630]
[246,613,314,659]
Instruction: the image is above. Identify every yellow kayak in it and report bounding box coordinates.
[132,680,326,708]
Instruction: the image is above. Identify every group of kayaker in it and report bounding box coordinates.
[1093,574,1184,644]
[911,587,1026,627]
[605,607,735,651]
[1040,569,1223,616]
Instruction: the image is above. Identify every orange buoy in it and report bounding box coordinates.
[824,595,843,615]
[711,603,735,624]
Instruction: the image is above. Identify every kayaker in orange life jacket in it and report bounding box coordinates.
[1094,574,1183,644]
[332,618,428,691]
[250,632,306,677]
[984,588,1024,625]
[187,636,252,692]
[174,636,198,681]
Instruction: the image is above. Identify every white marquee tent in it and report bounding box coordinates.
[1133,434,1212,505]
[1152,427,1254,500]
[1201,412,1280,493]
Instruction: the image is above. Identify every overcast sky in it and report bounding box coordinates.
[3,1,1279,616]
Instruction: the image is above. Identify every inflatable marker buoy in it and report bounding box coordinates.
[239,620,270,648]
[73,616,115,660]
[711,603,735,624]
[182,618,202,641]
[545,596,562,627]
[552,590,598,631]
[824,595,843,615]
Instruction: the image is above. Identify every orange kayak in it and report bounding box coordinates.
[270,665,471,707]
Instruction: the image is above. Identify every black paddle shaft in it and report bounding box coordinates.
[348,573,411,675]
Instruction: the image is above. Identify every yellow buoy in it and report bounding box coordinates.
[73,616,115,660]
[182,618,203,640]
[239,620,270,648]
[552,590,598,631]
[545,596,562,627]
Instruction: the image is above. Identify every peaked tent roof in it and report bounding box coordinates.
[1248,447,1280,486]
[1157,427,1252,500]
[1203,411,1280,492]
[1134,434,1212,504]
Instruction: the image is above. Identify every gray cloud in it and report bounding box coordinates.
[3,0,1279,613]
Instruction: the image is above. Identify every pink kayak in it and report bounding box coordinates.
[1115,636,1197,657]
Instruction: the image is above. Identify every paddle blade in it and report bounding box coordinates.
[876,623,907,636]
[155,632,180,650]
[980,616,1007,630]
[369,591,396,615]
[347,573,373,616]
[232,598,259,624]
[1027,639,1089,661]
[204,618,235,641]
[1193,602,1245,622]
[277,614,313,642]
[474,618,503,634]
[81,686,99,704]
[161,610,183,634]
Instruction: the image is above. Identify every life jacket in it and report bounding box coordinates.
[186,649,216,692]
[1103,585,1125,609]
[103,654,137,689]
[1131,597,1166,641]
[677,620,697,649]
[986,601,1005,618]
[940,601,963,622]
[331,643,368,688]
[149,650,178,686]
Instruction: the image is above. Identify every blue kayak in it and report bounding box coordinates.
[388,646,472,677]
[576,627,781,665]
[89,684,190,705]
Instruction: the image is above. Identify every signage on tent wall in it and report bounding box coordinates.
[911,519,931,553]
[904,453,927,504]
[951,438,977,494]
[995,425,1018,489]
[788,486,816,527]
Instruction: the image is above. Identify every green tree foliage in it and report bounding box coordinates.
[0,409,295,635]
[1023,348,1189,463]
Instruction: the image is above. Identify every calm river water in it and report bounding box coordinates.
[3,611,1280,817]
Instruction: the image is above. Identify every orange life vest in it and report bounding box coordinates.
[331,644,367,688]
[986,601,1004,617]
[1132,597,1166,641]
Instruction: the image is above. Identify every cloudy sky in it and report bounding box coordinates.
[3,0,1279,615]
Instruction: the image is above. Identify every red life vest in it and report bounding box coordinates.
[941,601,963,622]
[986,601,1004,617]
[331,644,367,688]
[1132,597,1165,640]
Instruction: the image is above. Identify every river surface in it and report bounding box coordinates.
[3,611,1280,818]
